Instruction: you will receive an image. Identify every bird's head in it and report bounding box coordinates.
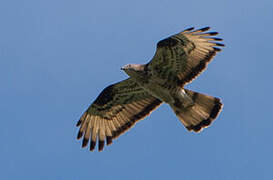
[121,64,145,77]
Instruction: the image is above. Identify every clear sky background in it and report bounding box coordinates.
[1,0,273,179]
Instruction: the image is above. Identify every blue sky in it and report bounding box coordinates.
[1,0,273,179]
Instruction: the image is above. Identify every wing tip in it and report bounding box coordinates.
[82,137,89,148]
[76,120,82,127]
[77,131,83,140]
[106,136,113,145]
[183,26,212,33]
[82,136,111,151]
[90,140,96,151]
[207,32,218,36]
[98,140,105,151]
[215,43,225,47]
[212,37,223,41]
[183,27,195,32]
[193,26,210,33]
[200,26,210,32]
[213,47,222,52]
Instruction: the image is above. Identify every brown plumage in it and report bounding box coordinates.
[76,27,224,151]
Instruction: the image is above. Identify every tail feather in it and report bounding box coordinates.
[171,89,222,132]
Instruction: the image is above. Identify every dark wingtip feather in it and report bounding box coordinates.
[82,138,89,148]
[77,112,87,127]
[215,43,225,47]
[213,47,222,52]
[90,140,96,151]
[212,37,223,41]
[106,136,113,145]
[98,140,105,151]
[76,120,81,127]
[77,131,83,139]
[207,32,218,36]
[198,27,210,32]
[184,27,194,32]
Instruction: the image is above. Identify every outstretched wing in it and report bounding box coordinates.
[76,78,162,151]
[147,27,224,86]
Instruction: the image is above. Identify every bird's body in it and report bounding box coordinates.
[76,27,224,151]
[123,64,193,107]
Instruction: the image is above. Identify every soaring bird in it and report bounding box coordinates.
[76,27,224,151]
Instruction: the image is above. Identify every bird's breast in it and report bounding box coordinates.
[137,78,177,104]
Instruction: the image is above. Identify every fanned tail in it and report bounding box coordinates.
[171,89,223,132]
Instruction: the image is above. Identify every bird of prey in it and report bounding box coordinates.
[76,27,224,151]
